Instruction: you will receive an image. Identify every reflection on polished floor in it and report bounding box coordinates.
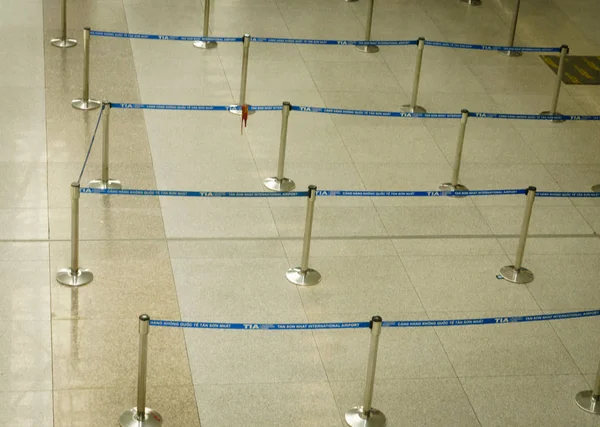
[2,0,600,425]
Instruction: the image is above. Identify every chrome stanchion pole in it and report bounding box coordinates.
[264,102,296,192]
[440,109,470,195]
[72,27,101,111]
[230,34,255,116]
[286,185,321,286]
[400,37,426,113]
[499,186,536,284]
[120,315,163,427]
[576,360,600,414]
[89,102,122,190]
[345,316,387,427]
[540,45,569,123]
[50,0,77,48]
[500,0,522,57]
[193,0,217,49]
[355,0,379,53]
[56,182,93,287]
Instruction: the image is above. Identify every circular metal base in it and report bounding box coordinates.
[460,0,482,5]
[286,267,322,286]
[439,183,468,197]
[592,185,600,192]
[119,407,163,427]
[228,105,257,116]
[193,40,218,49]
[345,407,387,427]
[56,268,93,287]
[499,265,534,284]
[263,177,296,192]
[540,111,566,123]
[88,179,122,190]
[576,390,600,414]
[51,38,77,48]
[400,104,427,113]
[355,45,379,53]
[72,98,102,111]
[499,50,523,57]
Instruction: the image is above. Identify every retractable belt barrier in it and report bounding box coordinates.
[108,102,600,122]
[89,29,560,53]
[150,309,600,330]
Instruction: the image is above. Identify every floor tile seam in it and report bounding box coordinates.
[456,372,590,380]
[4,232,599,244]
[547,319,590,378]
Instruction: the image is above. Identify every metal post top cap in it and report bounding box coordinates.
[70,181,80,188]
[561,44,569,50]
[283,101,292,107]
[461,109,469,114]
[527,186,537,192]
[371,315,383,323]
[417,36,425,41]
[139,314,150,321]
[308,184,317,191]
[84,26,91,30]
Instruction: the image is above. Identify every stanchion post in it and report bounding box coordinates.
[286,185,321,286]
[230,34,255,116]
[500,0,522,57]
[440,109,470,195]
[193,0,217,49]
[540,45,569,123]
[345,316,387,427]
[461,0,482,5]
[499,186,536,284]
[72,27,101,111]
[56,182,93,287]
[576,360,600,414]
[400,37,427,113]
[263,102,296,192]
[119,315,163,427]
[50,0,77,48]
[89,101,122,190]
[355,0,379,53]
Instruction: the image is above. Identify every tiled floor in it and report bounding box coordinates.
[2,0,600,425]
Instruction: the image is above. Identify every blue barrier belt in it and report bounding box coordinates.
[290,105,461,118]
[424,40,562,52]
[89,30,243,42]
[250,37,418,46]
[79,188,528,197]
[149,309,600,330]
[536,191,600,198]
[110,103,283,111]
[468,112,600,121]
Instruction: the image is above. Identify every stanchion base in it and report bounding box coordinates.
[439,183,468,197]
[51,38,77,48]
[355,45,379,53]
[228,105,257,116]
[400,104,427,113]
[56,267,93,287]
[592,185,600,192]
[88,179,123,190]
[193,40,218,49]
[119,407,163,427]
[499,49,523,57]
[499,265,534,284]
[460,0,482,5]
[72,98,102,111]
[286,267,322,286]
[263,177,296,192]
[540,111,566,123]
[344,407,387,427]
[576,390,600,414]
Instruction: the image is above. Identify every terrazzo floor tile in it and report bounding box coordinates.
[0,391,53,427]
[195,382,343,427]
[550,316,600,374]
[330,378,482,427]
[461,375,600,427]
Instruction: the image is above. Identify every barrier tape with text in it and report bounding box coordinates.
[80,188,531,197]
[109,103,600,121]
[89,30,560,52]
[149,309,600,330]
